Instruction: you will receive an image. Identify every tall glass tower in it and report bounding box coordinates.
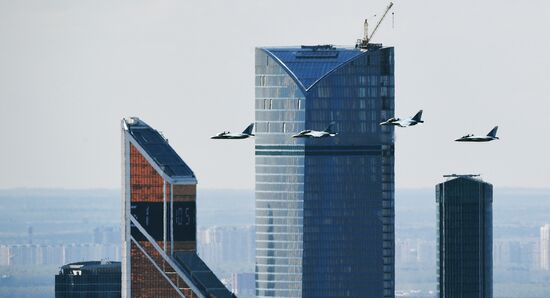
[121,117,234,298]
[255,44,395,298]
[436,175,493,298]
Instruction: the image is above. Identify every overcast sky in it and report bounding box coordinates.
[0,0,549,190]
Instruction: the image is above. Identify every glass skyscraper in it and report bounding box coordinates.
[436,175,493,298]
[255,44,395,298]
[121,118,234,298]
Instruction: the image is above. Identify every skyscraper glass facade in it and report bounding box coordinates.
[255,45,395,298]
[121,118,234,298]
[436,176,493,298]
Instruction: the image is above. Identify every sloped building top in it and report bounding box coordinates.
[261,45,366,91]
[122,117,196,181]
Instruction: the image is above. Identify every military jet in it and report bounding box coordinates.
[211,123,254,139]
[292,122,337,138]
[380,110,424,127]
[455,126,499,142]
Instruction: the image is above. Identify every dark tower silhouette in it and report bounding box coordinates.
[55,261,121,298]
[436,175,493,298]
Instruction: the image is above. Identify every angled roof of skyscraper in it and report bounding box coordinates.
[262,45,366,91]
[121,117,234,297]
[123,117,196,181]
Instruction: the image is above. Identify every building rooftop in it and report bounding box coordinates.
[438,174,493,190]
[59,260,120,275]
[173,251,235,298]
[442,174,486,183]
[123,117,195,180]
[262,45,366,91]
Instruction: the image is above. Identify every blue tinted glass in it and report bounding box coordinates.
[264,47,363,90]
[255,46,395,298]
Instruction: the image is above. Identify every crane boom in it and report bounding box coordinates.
[356,2,394,49]
[367,2,394,43]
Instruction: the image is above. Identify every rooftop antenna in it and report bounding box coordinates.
[357,2,394,49]
[443,174,481,179]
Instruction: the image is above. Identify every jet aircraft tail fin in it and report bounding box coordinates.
[412,110,424,123]
[242,123,255,136]
[487,126,498,138]
[324,122,336,134]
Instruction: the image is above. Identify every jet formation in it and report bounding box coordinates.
[212,113,499,143]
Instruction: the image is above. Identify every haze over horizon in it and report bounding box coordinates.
[1,0,549,190]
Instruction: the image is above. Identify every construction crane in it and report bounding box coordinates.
[356,2,394,49]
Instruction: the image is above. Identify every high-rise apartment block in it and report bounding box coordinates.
[0,243,120,267]
[121,118,234,298]
[436,175,493,298]
[541,224,550,270]
[255,44,395,297]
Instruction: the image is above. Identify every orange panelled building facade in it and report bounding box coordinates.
[122,118,235,298]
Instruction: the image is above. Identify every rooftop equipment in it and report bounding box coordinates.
[356,2,394,49]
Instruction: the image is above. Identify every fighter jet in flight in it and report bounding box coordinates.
[455,126,499,142]
[292,122,337,138]
[380,110,424,127]
[211,123,254,139]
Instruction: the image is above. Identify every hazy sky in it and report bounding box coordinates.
[1,0,549,190]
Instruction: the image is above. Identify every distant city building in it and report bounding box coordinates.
[63,243,120,265]
[94,227,120,244]
[495,239,540,272]
[231,273,255,297]
[121,118,234,298]
[395,239,435,271]
[416,240,436,267]
[27,226,33,245]
[396,239,417,266]
[436,175,493,298]
[0,245,9,266]
[0,243,120,267]
[5,228,120,267]
[255,44,395,297]
[55,260,121,298]
[541,224,550,270]
[493,240,535,270]
[508,241,522,264]
[198,225,255,266]
[9,244,39,266]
